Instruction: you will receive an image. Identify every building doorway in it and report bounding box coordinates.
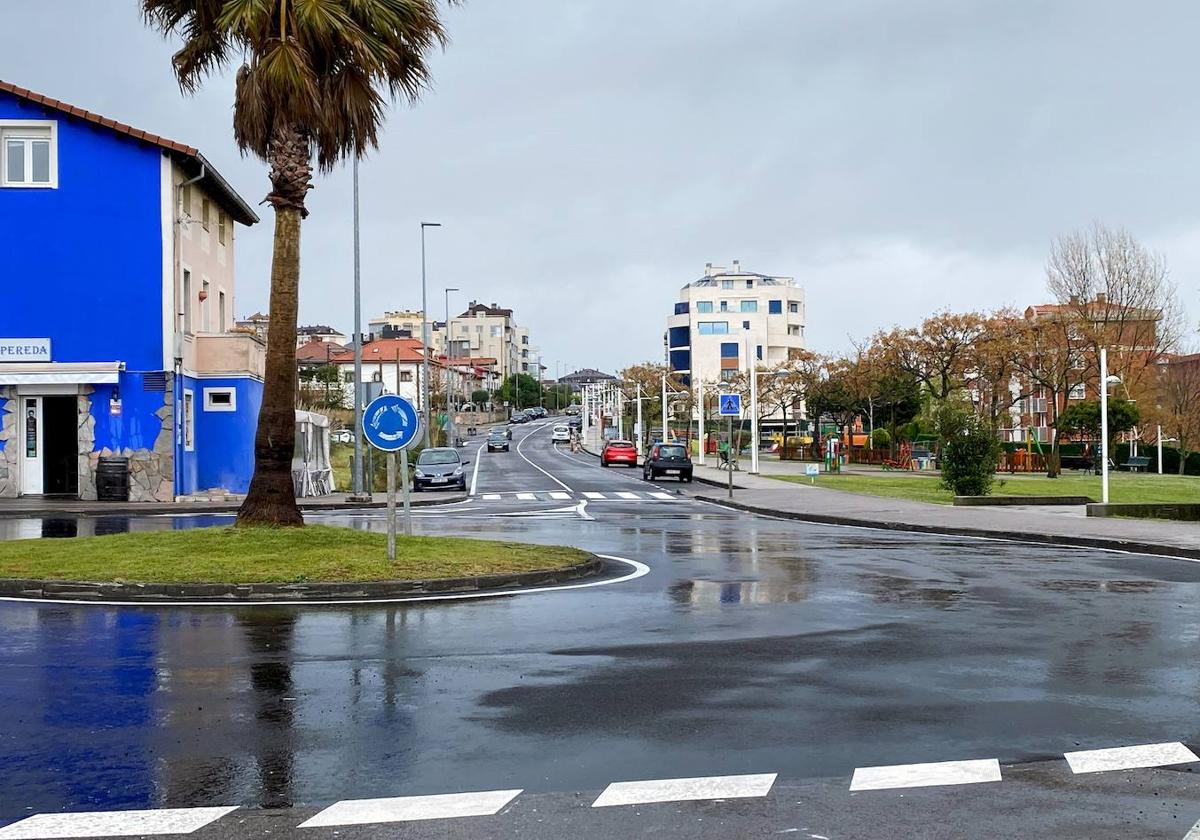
[19,395,78,497]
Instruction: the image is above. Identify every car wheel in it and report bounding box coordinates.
[601,460,608,468]
[684,475,693,483]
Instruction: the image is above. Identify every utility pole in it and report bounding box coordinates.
[351,156,367,499]
[695,375,705,465]
[661,371,668,443]
[1100,347,1110,504]
[444,286,459,442]
[419,222,440,447]
[746,330,759,475]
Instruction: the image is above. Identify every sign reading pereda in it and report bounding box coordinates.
[0,338,51,362]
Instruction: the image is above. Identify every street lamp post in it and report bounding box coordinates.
[1100,348,1110,504]
[350,156,368,499]
[695,375,705,466]
[444,286,459,440]
[419,222,441,447]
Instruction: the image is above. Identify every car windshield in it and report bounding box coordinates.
[417,449,460,465]
[488,430,505,438]
[659,445,687,458]
[554,426,568,432]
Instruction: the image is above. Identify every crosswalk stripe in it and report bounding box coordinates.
[1063,742,1199,774]
[0,806,240,839]
[481,494,501,501]
[582,492,605,499]
[516,493,536,501]
[849,758,1001,791]
[298,790,523,827]
[649,492,674,500]
[615,492,640,500]
[592,773,776,808]
[548,491,571,500]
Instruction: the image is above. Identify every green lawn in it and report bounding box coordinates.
[0,525,589,584]
[770,470,1200,506]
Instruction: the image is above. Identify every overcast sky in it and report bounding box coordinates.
[4,1,1199,372]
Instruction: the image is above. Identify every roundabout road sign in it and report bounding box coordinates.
[362,394,421,452]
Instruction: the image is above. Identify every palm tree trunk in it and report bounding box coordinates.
[238,124,311,527]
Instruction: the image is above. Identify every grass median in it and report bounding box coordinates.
[769,470,1200,506]
[0,525,590,585]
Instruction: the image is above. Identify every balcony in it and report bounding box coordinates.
[194,333,266,379]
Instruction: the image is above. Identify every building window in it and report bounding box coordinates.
[720,342,739,358]
[1,122,56,187]
[757,345,763,360]
[1068,383,1085,400]
[745,279,753,288]
[203,387,237,412]
[218,212,227,245]
[768,300,783,314]
[740,300,758,313]
[343,371,354,383]
[218,290,227,332]
[788,325,800,336]
[696,301,713,313]
[719,300,729,312]
[201,198,211,231]
[720,279,733,289]
[490,326,502,338]
[674,301,689,315]
[182,269,193,334]
[181,183,193,217]
[400,371,413,382]
[789,302,799,314]
[720,369,738,381]
[742,320,750,330]
[183,390,195,451]
[697,321,729,335]
[201,279,211,332]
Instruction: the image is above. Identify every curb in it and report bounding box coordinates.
[694,495,1200,562]
[0,494,467,519]
[0,555,606,603]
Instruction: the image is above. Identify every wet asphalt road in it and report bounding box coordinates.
[1,420,1200,838]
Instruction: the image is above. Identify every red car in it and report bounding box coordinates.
[601,439,638,468]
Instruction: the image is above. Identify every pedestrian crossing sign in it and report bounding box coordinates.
[719,394,742,416]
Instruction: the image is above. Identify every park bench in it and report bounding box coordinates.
[1121,455,1151,472]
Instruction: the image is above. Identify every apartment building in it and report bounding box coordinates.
[666,261,807,387]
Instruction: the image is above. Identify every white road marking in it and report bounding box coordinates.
[481,494,501,501]
[576,499,594,521]
[583,492,606,499]
[615,491,640,500]
[298,790,522,828]
[849,758,1002,791]
[515,425,573,492]
[0,806,239,839]
[649,491,674,500]
[1183,818,1200,840]
[592,773,776,808]
[516,492,536,501]
[0,554,650,607]
[548,491,572,500]
[469,440,485,495]
[1064,742,1199,774]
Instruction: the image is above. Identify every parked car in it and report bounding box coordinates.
[642,441,693,482]
[508,412,527,424]
[487,429,510,452]
[551,424,571,443]
[601,439,638,468]
[412,447,469,491]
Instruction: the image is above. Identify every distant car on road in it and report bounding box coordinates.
[487,429,510,452]
[601,439,638,468]
[551,424,571,443]
[412,447,469,491]
[507,412,527,424]
[331,429,354,444]
[643,442,693,482]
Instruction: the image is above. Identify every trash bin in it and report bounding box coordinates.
[96,456,130,502]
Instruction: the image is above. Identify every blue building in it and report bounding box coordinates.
[0,80,263,501]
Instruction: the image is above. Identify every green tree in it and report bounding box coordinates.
[498,373,541,409]
[470,389,491,408]
[143,0,456,526]
[1055,397,1140,453]
[937,404,1001,496]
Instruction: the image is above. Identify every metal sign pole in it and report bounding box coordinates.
[727,414,734,499]
[400,446,413,536]
[386,451,397,560]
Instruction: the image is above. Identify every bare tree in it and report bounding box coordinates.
[1153,351,1200,474]
[1046,223,1184,400]
[1010,309,1089,476]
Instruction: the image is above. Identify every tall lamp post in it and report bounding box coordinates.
[444,286,459,438]
[350,156,368,499]
[1100,348,1110,504]
[419,222,441,446]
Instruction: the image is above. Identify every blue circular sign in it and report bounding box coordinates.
[361,394,422,451]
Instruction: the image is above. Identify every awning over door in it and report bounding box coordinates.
[0,362,123,385]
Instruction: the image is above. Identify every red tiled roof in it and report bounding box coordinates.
[331,339,426,364]
[296,341,347,362]
[0,79,258,225]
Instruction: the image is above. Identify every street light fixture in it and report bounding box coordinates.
[419,222,441,447]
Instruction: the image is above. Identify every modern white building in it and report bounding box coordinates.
[666,261,806,386]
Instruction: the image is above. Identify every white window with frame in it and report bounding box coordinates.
[218,211,227,246]
[203,387,237,412]
[218,290,227,332]
[183,390,195,451]
[180,182,193,237]
[1,121,57,188]
[201,279,211,332]
[1068,383,1085,400]
[182,269,193,334]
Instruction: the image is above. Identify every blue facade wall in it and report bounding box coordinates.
[185,376,263,495]
[0,92,165,371]
[90,374,168,454]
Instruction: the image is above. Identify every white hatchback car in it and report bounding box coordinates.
[551,424,572,442]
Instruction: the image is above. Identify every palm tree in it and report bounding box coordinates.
[142,0,455,525]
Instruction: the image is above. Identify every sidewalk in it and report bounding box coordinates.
[687,458,1200,559]
[0,491,466,518]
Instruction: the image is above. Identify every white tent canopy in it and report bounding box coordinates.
[293,410,334,497]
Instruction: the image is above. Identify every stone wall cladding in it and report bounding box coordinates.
[77,388,96,500]
[88,384,175,503]
[0,388,16,499]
